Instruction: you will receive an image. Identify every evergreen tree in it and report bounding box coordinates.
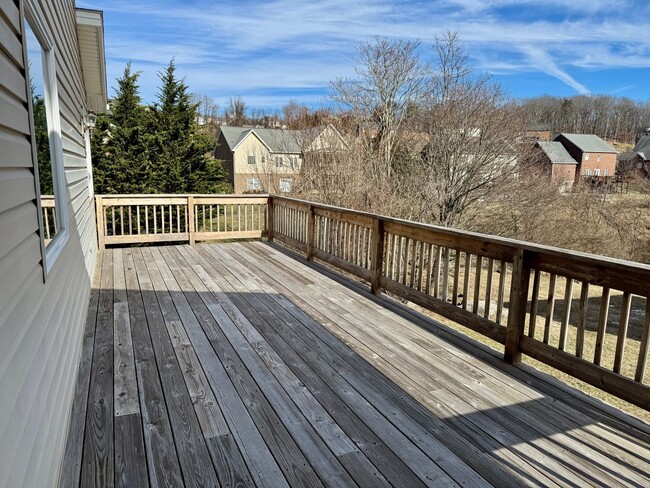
[32,92,53,195]
[152,59,230,193]
[92,63,155,194]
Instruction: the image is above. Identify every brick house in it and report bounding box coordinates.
[533,141,578,192]
[553,133,617,179]
[619,135,650,178]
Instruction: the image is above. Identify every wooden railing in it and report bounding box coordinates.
[41,195,57,242]
[96,194,268,248]
[269,196,650,410]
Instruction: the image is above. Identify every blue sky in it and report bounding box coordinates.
[77,0,650,111]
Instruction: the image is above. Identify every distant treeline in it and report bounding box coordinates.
[520,95,650,143]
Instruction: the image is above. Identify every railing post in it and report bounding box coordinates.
[95,195,105,250]
[505,248,531,364]
[267,196,274,242]
[370,217,385,294]
[306,203,315,260]
[187,195,195,245]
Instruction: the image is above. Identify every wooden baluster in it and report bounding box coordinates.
[462,253,471,310]
[543,274,557,344]
[401,238,409,285]
[426,243,434,295]
[593,287,611,365]
[111,207,116,236]
[433,246,442,298]
[136,206,141,235]
[417,241,426,292]
[473,255,483,314]
[266,198,273,241]
[390,234,398,280]
[52,207,57,235]
[575,282,590,358]
[176,205,181,233]
[559,278,574,351]
[145,206,149,235]
[154,205,158,234]
[484,258,494,319]
[452,251,461,305]
[635,300,650,382]
[496,260,507,323]
[169,204,172,233]
[119,206,123,235]
[409,239,418,288]
[128,206,132,235]
[613,292,632,374]
[528,269,541,337]
[230,204,234,232]
[442,248,450,302]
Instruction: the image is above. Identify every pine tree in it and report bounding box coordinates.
[32,92,53,195]
[92,63,155,194]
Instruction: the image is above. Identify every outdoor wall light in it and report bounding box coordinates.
[83,113,97,132]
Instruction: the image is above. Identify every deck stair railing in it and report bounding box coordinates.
[94,194,650,410]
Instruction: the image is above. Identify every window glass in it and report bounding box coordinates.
[247,177,261,190]
[247,155,256,164]
[279,178,292,193]
[25,15,68,268]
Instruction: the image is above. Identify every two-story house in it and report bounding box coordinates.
[215,124,348,194]
[553,133,617,179]
[619,136,650,178]
[533,141,578,191]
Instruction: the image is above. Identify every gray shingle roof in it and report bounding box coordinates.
[219,126,302,153]
[537,141,577,164]
[555,133,617,153]
[630,135,650,160]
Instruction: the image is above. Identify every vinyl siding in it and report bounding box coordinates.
[0,1,97,486]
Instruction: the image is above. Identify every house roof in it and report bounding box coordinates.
[75,9,107,113]
[630,135,650,160]
[219,126,302,153]
[537,141,577,164]
[554,133,617,153]
[527,123,551,132]
[619,151,645,162]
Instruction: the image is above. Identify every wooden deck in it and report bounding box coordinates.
[61,241,650,487]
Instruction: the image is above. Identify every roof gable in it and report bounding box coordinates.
[631,136,650,158]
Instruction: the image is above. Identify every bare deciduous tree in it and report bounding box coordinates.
[330,38,428,179]
[225,95,247,126]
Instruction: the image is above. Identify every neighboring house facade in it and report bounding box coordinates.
[215,124,348,194]
[0,2,106,486]
[533,141,578,191]
[553,133,617,179]
[522,124,552,142]
[619,136,650,178]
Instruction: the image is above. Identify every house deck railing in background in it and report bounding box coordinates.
[93,194,650,411]
[40,195,57,242]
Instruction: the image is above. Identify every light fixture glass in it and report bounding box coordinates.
[83,113,97,130]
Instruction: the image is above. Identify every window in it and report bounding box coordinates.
[261,156,267,164]
[247,155,256,164]
[594,169,600,176]
[275,155,284,167]
[585,169,592,176]
[246,177,261,190]
[290,156,298,168]
[25,8,68,274]
[603,169,609,176]
[584,153,590,161]
[279,178,292,193]
[597,154,601,163]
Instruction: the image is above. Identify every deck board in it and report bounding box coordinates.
[64,242,650,487]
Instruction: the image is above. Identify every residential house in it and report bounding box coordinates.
[0,1,106,486]
[532,141,578,191]
[619,136,650,178]
[522,124,552,142]
[215,124,347,194]
[553,133,617,179]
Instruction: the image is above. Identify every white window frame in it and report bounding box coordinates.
[584,153,590,161]
[279,178,292,193]
[290,156,298,168]
[24,2,69,277]
[597,154,601,163]
[247,155,256,165]
[603,169,609,176]
[585,169,592,176]
[246,177,261,190]
[593,168,600,176]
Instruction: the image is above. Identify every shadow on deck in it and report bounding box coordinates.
[60,241,650,487]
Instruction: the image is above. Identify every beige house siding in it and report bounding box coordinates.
[0,1,98,486]
[233,134,301,193]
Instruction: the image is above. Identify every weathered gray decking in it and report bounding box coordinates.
[61,241,650,487]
